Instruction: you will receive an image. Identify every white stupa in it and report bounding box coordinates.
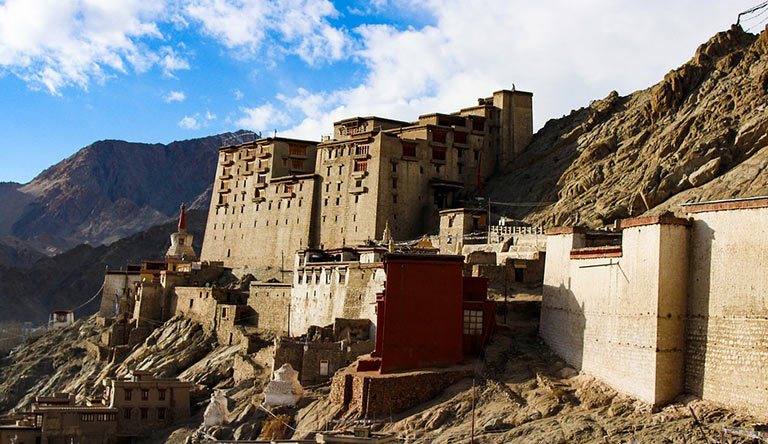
[264,364,303,407]
[203,390,229,427]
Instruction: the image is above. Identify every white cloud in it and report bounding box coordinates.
[178,114,201,129]
[0,0,346,93]
[274,0,757,139]
[164,90,186,103]
[236,103,290,131]
[234,89,244,100]
[205,109,217,120]
[184,0,349,63]
[0,0,190,94]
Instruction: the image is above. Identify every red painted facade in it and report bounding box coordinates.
[369,254,495,374]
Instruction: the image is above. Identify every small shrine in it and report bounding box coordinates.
[264,364,303,407]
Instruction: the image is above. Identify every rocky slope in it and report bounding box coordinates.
[487,24,768,227]
[1,134,232,255]
[0,210,206,323]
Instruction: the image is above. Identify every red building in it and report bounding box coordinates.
[366,254,495,374]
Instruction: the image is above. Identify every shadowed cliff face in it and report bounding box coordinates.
[0,210,206,324]
[0,134,231,254]
[487,25,768,227]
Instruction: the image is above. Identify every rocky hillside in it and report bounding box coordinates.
[0,210,206,324]
[0,134,232,255]
[1,298,756,444]
[487,25,768,227]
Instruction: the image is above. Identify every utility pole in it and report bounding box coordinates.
[487,198,492,244]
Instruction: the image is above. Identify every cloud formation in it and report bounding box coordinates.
[0,0,349,94]
[164,90,186,103]
[236,103,290,132]
[0,0,174,94]
[271,0,753,138]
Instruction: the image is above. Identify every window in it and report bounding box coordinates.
[189,299,194,309]
[392,163,397,172]
[141,389,149,401]
[159,390,166,401]
[326,183,330,192]
[392,180,397,189]
[125,389,132,401]
[458,164,463,174]
[281,158,288,167]
[354,196,359,204]
[158,408,166,420]
[320,360,329,376]
[289,144,306,156]
[355,180,362,188]
[327,166,332,176]
[338,165,343,174]
[291,159,303,170]
[463,310,483,335]
[448,217,454,228]
[473,119,484,131]
[393,195,397,204]
[432,129,448,143]
[354,160,368,172]
[432,147,446,161]
[326,272,331,284]
[140,408,148,420]
[355,144,370,156]
[474,150,480,161]
[338,271,345,284]
[337,182,341,191]
[124,408,131,420]
[402,142,417,157]
[335,198,340,206]
[454,131,467,144]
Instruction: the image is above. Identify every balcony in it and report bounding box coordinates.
[350,186,367,195]
[279,191,296,199]
[221,159,234,166]
[219,173,232,180]
[218,187,231,193]
[241,170,254,176]
[256,151,271,159]
[256,166,270,174]
[255,182,267,189]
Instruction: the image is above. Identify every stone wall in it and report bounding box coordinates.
[99,271,140,318]
[331,366,472,418]
[684,202,768,416]
[248,283,291,335]
[290,263,384,336]
[173,287,219,331]
[540,220,689,405]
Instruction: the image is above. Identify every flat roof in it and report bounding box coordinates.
[681,195,768,214]
[334,116,413,126]
[221,136,319,150]
[384,253,464,263]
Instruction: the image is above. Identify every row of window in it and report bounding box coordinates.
[296,268,348,285]
[122,407,166,421]
[80,413,117,422]
[124,388,166,401]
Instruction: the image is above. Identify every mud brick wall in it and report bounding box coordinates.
[684,205,768,417]
[248,284,291,335]
[540,221,688,406]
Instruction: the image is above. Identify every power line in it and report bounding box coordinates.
[737,1,768,25]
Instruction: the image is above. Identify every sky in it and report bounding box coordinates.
[0,0,764,184]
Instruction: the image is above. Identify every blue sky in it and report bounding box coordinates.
[0,0,762,183]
